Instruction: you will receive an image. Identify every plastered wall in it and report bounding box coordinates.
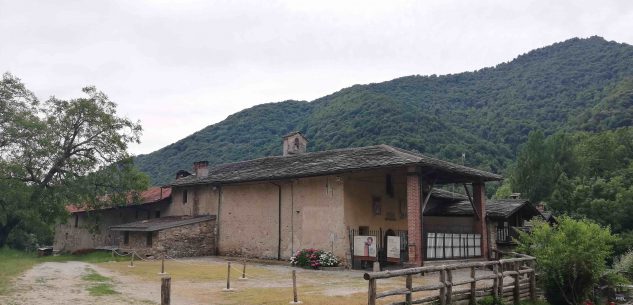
[207,175,345,260]
[166,185,218,216]
[342,169,408,233]
[290,176,346,259]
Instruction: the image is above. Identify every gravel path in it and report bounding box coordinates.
[0,261,163,305]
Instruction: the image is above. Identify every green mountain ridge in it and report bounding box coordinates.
[135,36,633,185]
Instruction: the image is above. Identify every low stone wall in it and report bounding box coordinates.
[157,219,216,257]
[119,219,216,258]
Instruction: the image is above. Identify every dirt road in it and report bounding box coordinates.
[0,261,164,305]
[1,258,479,305]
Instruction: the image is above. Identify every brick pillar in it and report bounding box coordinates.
[406,172,423,266]
[473,183,489,259]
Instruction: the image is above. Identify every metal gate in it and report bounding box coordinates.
[425,232,481,260]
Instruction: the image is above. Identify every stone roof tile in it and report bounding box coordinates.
[170,144,502,186]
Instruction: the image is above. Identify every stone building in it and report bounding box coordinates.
[53,186,172,252]
[168,132,503,266]
[55,132,547,265]
[110,215,216,257]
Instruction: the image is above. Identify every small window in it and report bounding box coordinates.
[386,174,394,198]
[124,232,129,245]
[146,232,153,247]
[74,214,79,228]
[182,190,188,204]
[155,211,161,218]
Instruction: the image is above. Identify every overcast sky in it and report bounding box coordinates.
[1,0,632,155]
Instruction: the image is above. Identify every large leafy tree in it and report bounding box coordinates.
[0,73,147,248]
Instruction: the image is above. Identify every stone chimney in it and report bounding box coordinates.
[282,132,308,156]
[535,202,545,213]
[193,161,209,178]
[175,170,192,180]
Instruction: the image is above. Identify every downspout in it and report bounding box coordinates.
[271,182,282,260]
[290,182,294,256]
[215,184,222,256]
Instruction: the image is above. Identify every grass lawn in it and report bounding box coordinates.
[0,249,420,304]
[0,247,127,295]
[100,258,410,305]
[82,267,119,296]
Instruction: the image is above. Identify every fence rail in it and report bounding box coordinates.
[364,253,537,305]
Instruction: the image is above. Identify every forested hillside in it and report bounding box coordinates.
[500,128,633,255]
[135,36,633,185]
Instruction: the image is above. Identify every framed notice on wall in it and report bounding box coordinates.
[353,236,377,261]
[386,236,401,262]
[372,196,381,215]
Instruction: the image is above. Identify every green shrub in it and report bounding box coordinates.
[517,217,617,305]
[614,249,633,280]
[477,295,505,305]
[519,300,551,305]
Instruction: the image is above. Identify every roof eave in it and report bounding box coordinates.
[170,164,502,187]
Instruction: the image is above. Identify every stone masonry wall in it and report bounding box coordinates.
[157,220,216,257]
[53,201,169,252]
[119,220,216,258]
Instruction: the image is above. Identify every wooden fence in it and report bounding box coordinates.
[364,253,537,305]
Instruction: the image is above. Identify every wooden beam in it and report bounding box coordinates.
[463,183,480,219]
[421,178,436,214]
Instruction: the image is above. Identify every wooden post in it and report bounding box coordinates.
[406,274,412,305]
[160,255,165,274]
[529,260,537,301]
[439,269,447,305]
[129,253,135,268]
[222,262,235,292]
[446,269,453,305]
[161,276,171,305]
[289,269,303,304]
[368,278,377,305]
[242,261,247,279]
[498,262,504,297]
[513,262,520,305]
[492,263,499,299]
[227,262,231,289]
[470,266,476,305]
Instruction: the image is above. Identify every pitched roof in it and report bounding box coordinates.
[283,131,308,141]
[109,215,215,232]
[170,144,502,187]
[424,199,474,217]
[66,186,172,213]
[430,188,468,201]
[424,198,544,219]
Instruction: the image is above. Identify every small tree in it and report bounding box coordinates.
[517,216,617,305]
